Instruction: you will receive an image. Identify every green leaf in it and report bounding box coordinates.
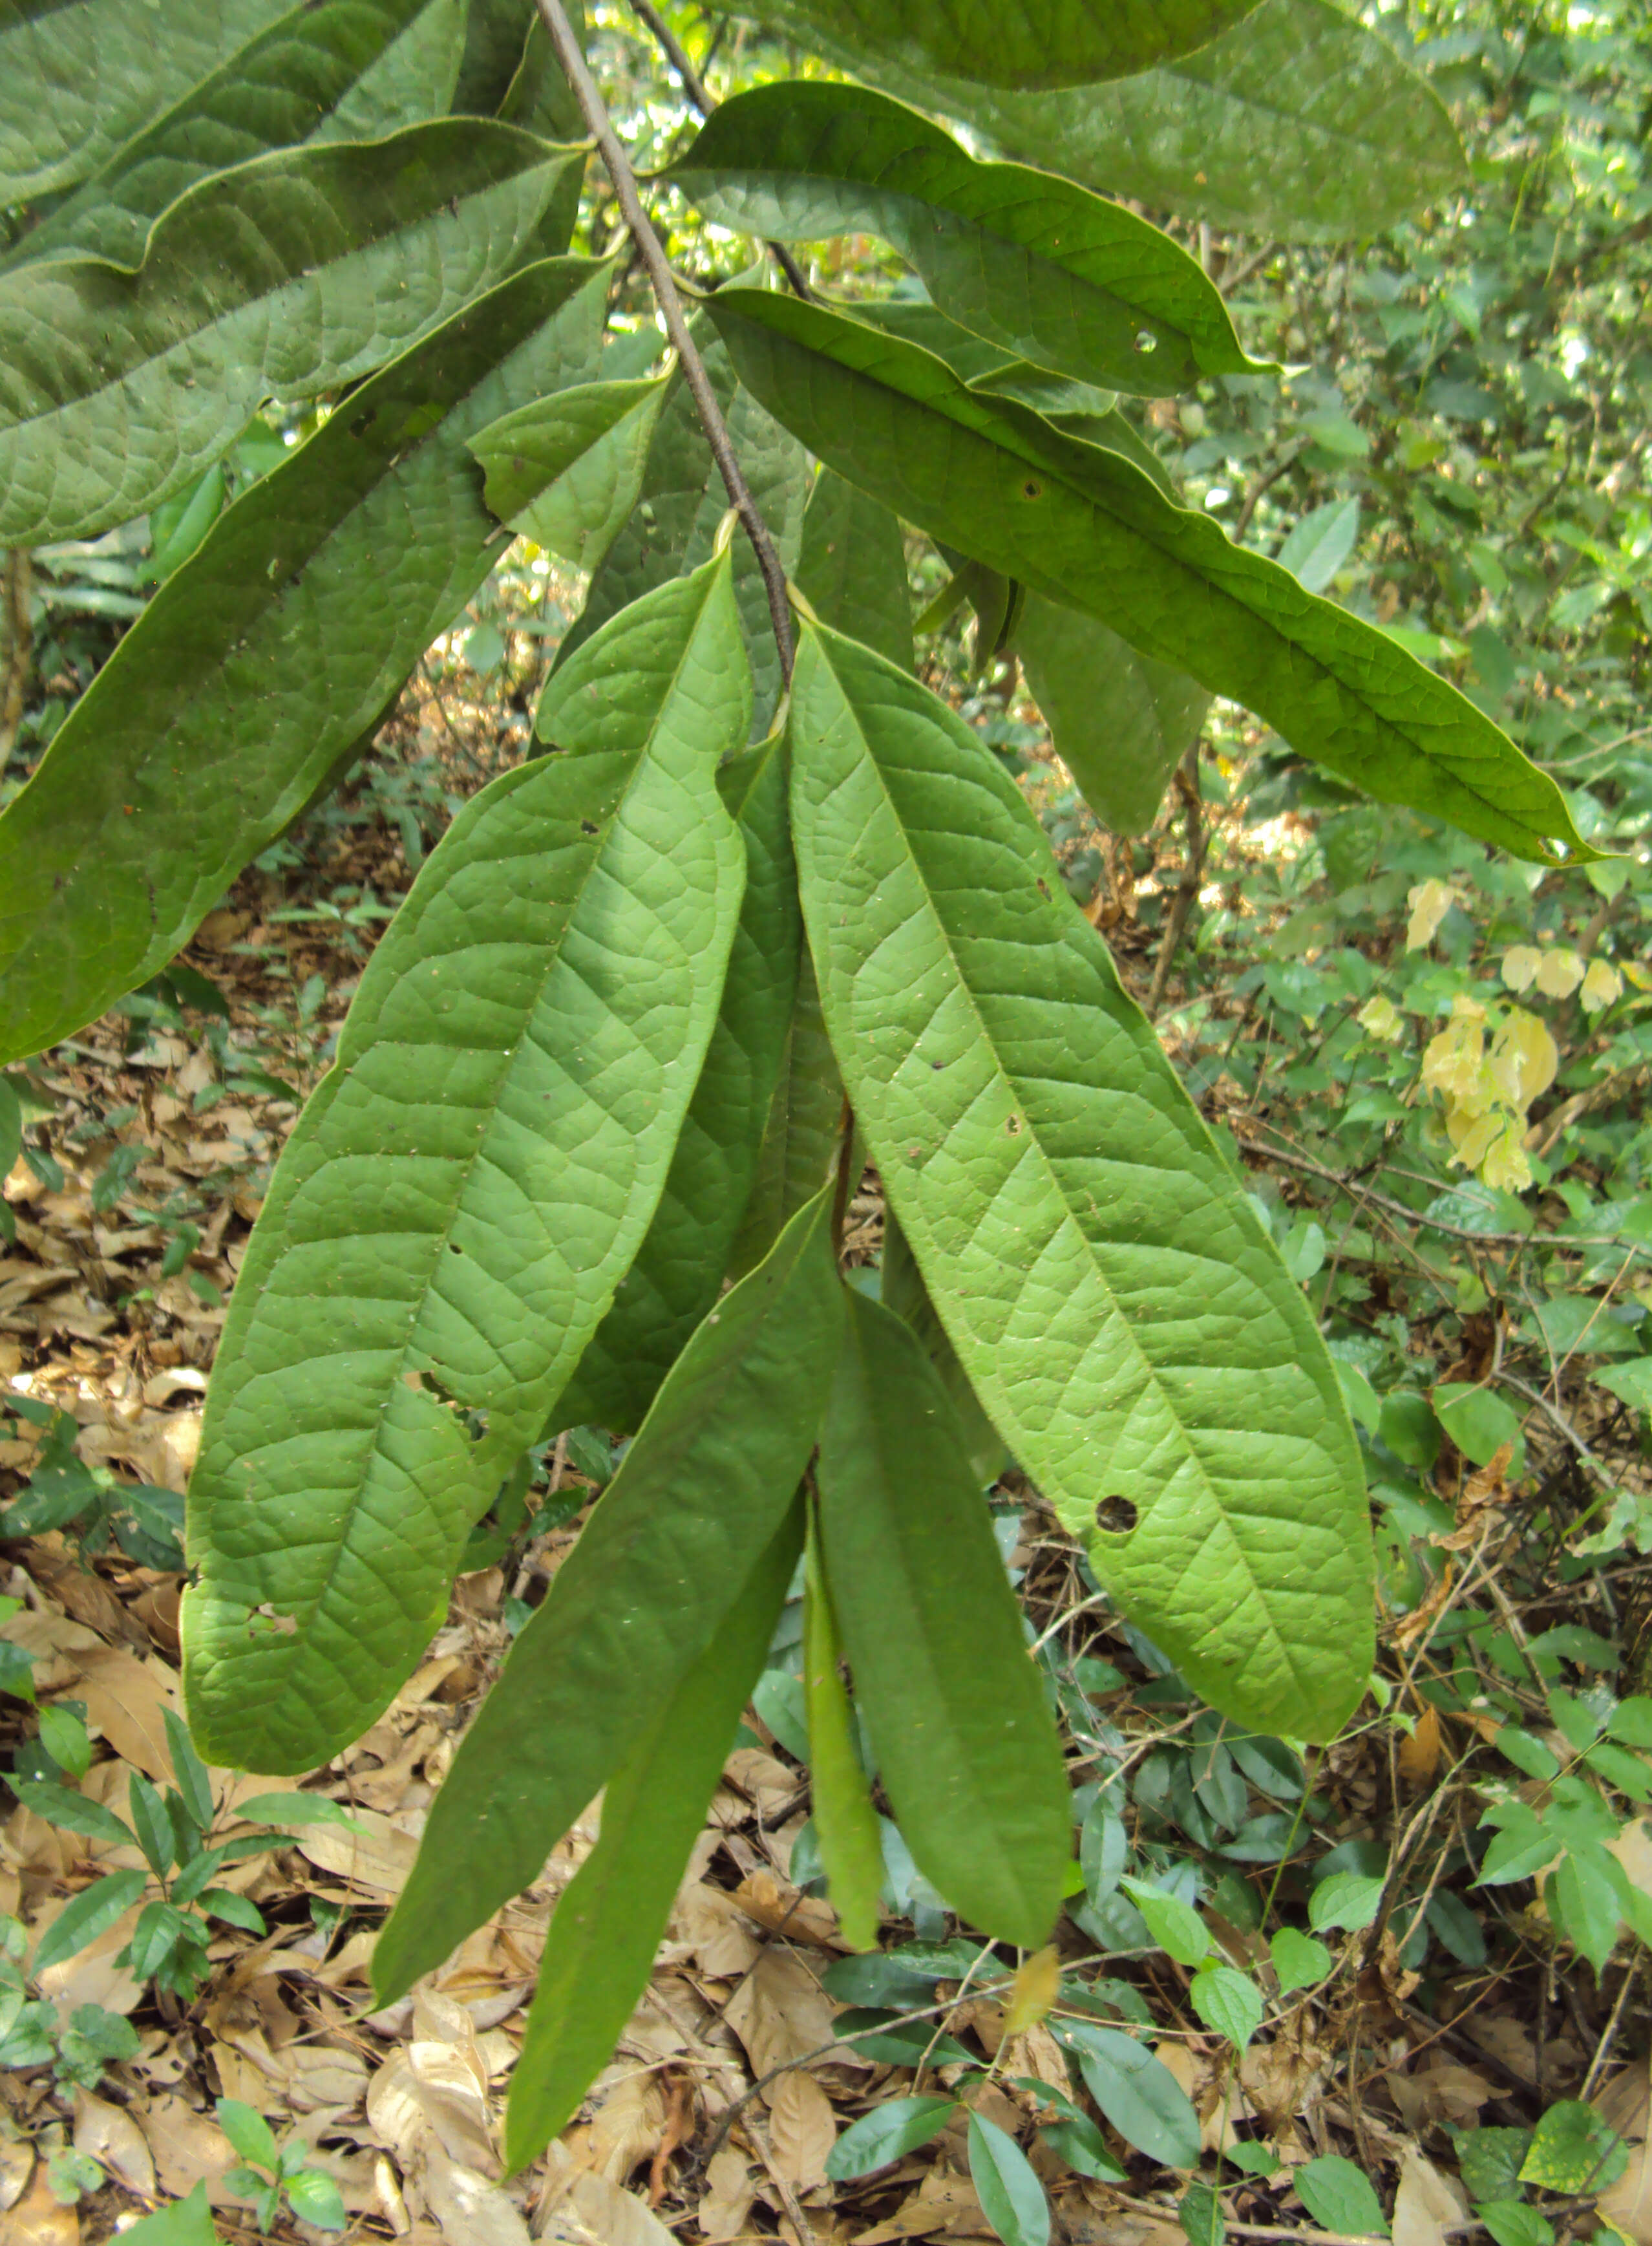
[728,948,844,1280]
[129,1773,175,1877]
[884,1216,1006,1491]
[3,0,465,273]
[111,2181,220,2245]
[672,83,1265,396]
[0,0,293,201]
[31,1868,149,1974]
[503,1499,804,2170]
[702,0,1258,91]
[1188,1965,1263,2051]
[1016,597,1208,836]
[1308,1872,1384,1932]
[470,376,670,570]
[1295,2155,1388,2237]
[714,292,1585,865]
[371,1190,845,2002]
[552,736,801,1435]
[1276,499,1361,596]
[37,1704,92,1781]
[796,467,913,674]
[1549,1843,1622,1974]
[1066,2025,1201,2169]
[1479,2206,1554,2246]
[229,1793,359,1830]
[804,1521,884,1951]
[1181,2181,1225,2246]
[1120,1876,1211,1967]
[1040,2115,1127,2183]
[843,0,1465,242]
[1594,1361,1652,1417]
[1080,1798,1127,1910]
[817,1289,1070,1949]
[184,555,751,1773]
[1518,2102,1627,2195]
[0,255,604,1067]
[1269,1926,1330,1993]
[558,324,810,737]
[1432,1384,1524,1468]
[283,2170,347,2232]
[787,617,1372,1738]
[161,1709,215,1834]
[826,2096,957,2181]
[216,2097,279,2175]
[0,1074,19,1180]
[968,2112,1050,2246]
[0,118,579,545]
[12,1781,134,1850]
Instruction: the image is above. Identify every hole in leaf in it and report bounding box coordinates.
[1133,330,1158,353]
[1022,478,1043,499]
[1094,1495,1138,1535]
[580,818,599,835]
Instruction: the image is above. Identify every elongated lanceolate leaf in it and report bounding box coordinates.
[859,0,1463,241]
[789,619,1373,1737]
[804,1524,884,1950]
[554,736,800,1435]
[471,376,669,571]
[505,1498,803,2169]
[673,83,1265,397]
[0,0,291,201]
[796,466,913,673]
[5,0,466,273]
[728,950,843,1280]
[0,257,606,1068]
[703,0,1258,91]
[884,1216,1005,1490]
[558,323,810,737]
[818,1289,1070,1947]
[1016,597,1209,836]
[182,557,751,1773]
[372,1192,844,2000]
[710,288,1587,864]
[0,119,578,545]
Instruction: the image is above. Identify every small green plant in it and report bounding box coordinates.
[0,1393,185,1568]
[215,2098,348,2236]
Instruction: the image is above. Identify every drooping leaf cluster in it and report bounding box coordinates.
[0,0,1606,2166]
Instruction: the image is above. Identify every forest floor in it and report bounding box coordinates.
[3,664,1649,2246]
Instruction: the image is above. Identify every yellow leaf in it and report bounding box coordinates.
[1406,879,1457,952]
[1003,1945,1062,2037]
[1357,994,1404,1042]
[1500,946,1541,992]
[1533,947,1584,998]
[1490,1009,1558,1111]
[1581,959,1624,1014]
[1479,1118,1532,1195]
[1422,1013,1485,1104]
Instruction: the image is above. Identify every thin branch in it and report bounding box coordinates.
[534,0,795,684]
[626,0,814,301]
[1232,444,1304,544]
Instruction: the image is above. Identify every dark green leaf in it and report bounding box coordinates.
[728,950,844,1280]
[796,467,913,674]
[883,1216,1006,1491]
[825,2095,957,2181]
[372,1190,845,2002]
[702,0,1258,91]
[161,1709,215,1834]
[553,736,800,1435]
[1065,2024,1201,2169]
[0,120,580,545]
[787,618,1373,1738]
[968,2112,1050,2246]
[3,0,465,273]
[714,292,1585,864]
[1295,2154,1389,2236]
[1016,597,1208,837]
[0,255,606,1065]
[129,1773,175,1876]
[31,1868,149,1974]
[12,1781,134,1850]
[817,1289,1070,1949]
[847,0,1464,241]
[184,556,751,1773]
[503,1499,804,2169]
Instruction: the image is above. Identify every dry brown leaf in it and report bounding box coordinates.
[695,2147,759,2241]
[538,2143,681,2246]
[1398,1704,1441,1788]
[33,1901,145,2015]
[0,2138,36,2215]
[5,2165,78,2246]
[1392,2145,1470,2246]
[416,2143,531,2246]
[72,1645,179,1777]
[858,2165,990,2243]
[673,1885,765,1980]
[1386,2060,1494,2132]
[768,2071,836,2191]
[731,1868,840,1948]
[72,2088,156,2198]
[581,2068,666,2185]
[299,1804,423,1895]
[134,2092,240,2203]
[723,1947,837,2092]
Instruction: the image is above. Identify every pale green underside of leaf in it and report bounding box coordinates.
[182,558,750,1773]
[0,0,293,200]
[800,0,1464,241]
[884,1216,1006,1489]
[0,118,580,544]
[796,465,914,674]
[373,1192,843,2000]
[708,287,1587,866]
[496,5,586,142]
[790,619,1373,1738]
[728,948,843,1281]
[820,1289,1072,1944]
[0,257,606,1069]
[471,374,669,570]
[671,81,1266,398]
[503,1502,803,2170]
[1015,595,1209,835]
[556,322,810,738]
[703,0,1258,91]
[4,0,466,273]
[554,736,800,1435]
